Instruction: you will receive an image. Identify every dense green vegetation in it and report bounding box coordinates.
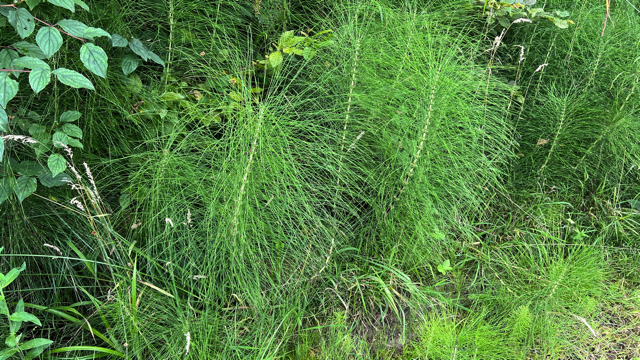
[1,0,639,358]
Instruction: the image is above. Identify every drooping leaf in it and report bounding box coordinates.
[73,0,89,11]
[148,51,165,67]
[38,171,70,187]
[19,338,53,351]
[83,27,111,39]
[0,72,19,109]
[25,0,42,10]
[61,123,82,139]
[0,177,13,204]
[52,68,94,90]
[36,26,63,58]
[49,0,74,12]
[17,161,47,177]
[2,262,26,287]
[12,41,46,60]
[56,19,87,38]
[51,131,68,148]
[15,176,36,202]
[8,8,35,39]
[9,311,41,326]
[553,18,569,29]
[80,43,107,78]
[60,110,81,122]
[0,107,7,131]
[47,154,66,177]
[66,137,82,149]
[29,67,51,93]
[128,38,149,61]
[111,34,128,47]
[11,56,49,70]
[121,53,139,76]
[268,51,283,68]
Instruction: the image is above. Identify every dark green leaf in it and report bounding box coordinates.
[17,161,47,177]
[49,0,74,12]
[47,154,66,177]
[36,27,63,58]
[111,34,128,47]
[66,137,82,148]
[0,177,11,204]
[61,123,82,138]
[8,8,35,39]
[12,41,46,60]
[0,49,22,77]
[29,67,50,93]
[15,176,36,203]
[38,171,70,187]
[0,107,7,131]
[0,137,3,163]
[128,38,149,61]
[147,51,165,67]
[52,131,68,147]
[25,0,42,10]
[52,68,94,90]
[80,43,107,78]
[0,73,19,108]
[60,110,81,122]
[121,53,139,76]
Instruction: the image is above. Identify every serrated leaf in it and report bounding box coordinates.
[0,107,7,131]
[61,123,82,138]
[66,137,82,148]
[83,27,110,39]
[268,51,283,68]
[12,41,46,60]
[49,0,74,12]
[128,38,149,61]
[56,19,87,38]
[28,124,48,142]
[51,131,68,147]
[47,153,66,177]
[0,177,12,204]
[80,43,107,78]
[12,56,49,70]
[36,27,63,58]
[19,338,52,351]
[111,34,128,47]
[0,72,19,109]
[9,311,41,326]
[26,0,42,10]
[0,348,19,360]
[147,51,165,67]
[38,171,70,187]
[74,0,89,11]
[29,67,51,93]
[121,53,139,75]
[17,161,47,177]
[52,68,94,90]
[15,176,36,203]
[9,8,35,39]
[60,110,81,122]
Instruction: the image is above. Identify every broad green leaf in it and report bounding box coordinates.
[4,333,17,348]
[554,10,570,18]
[83,27,111,39]
[0,72,19,109]
[36,27,63,58]
[17,161,47,177]
[0,107,7,131]
[80,43,107,78]
[28,124,48,143]
[56,19,87,38]
[268,51,283,68]
[0,177,13,204]
[47,154,66,177]
[553,18,569,29]
[128,38,149,61]
[111,34,128,47]
[74,0,89,11]
[2,262,26,287]
[121,53,139,76]
[60,110,81,122]
[0,348,18,360]
[0,137,3,162]
[61,123,82,138]
[19,338,52,351]
[10,312,41,326]
[38,171,70,187]
[25,0,42,10]
[302,47,316,61]
[0,49,21,76]
[52,131,68,148]
[148,51,165,67]
[12,41,46,60]
[11,56,49,70]
[8,8,35,39]
[29,67,51,93]
[66,137,82,149]
[52,68,94,90]
[49,0,74,12]
[15,176,36,202]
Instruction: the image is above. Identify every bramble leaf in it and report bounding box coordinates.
[39,171,71,187]
[52,131,68,148]
[47,154,66,177]
[15,176,37,202]
[60,110,81,122]
[128,38,149,61]
[121,53,139,76]
[61,123,82,138]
